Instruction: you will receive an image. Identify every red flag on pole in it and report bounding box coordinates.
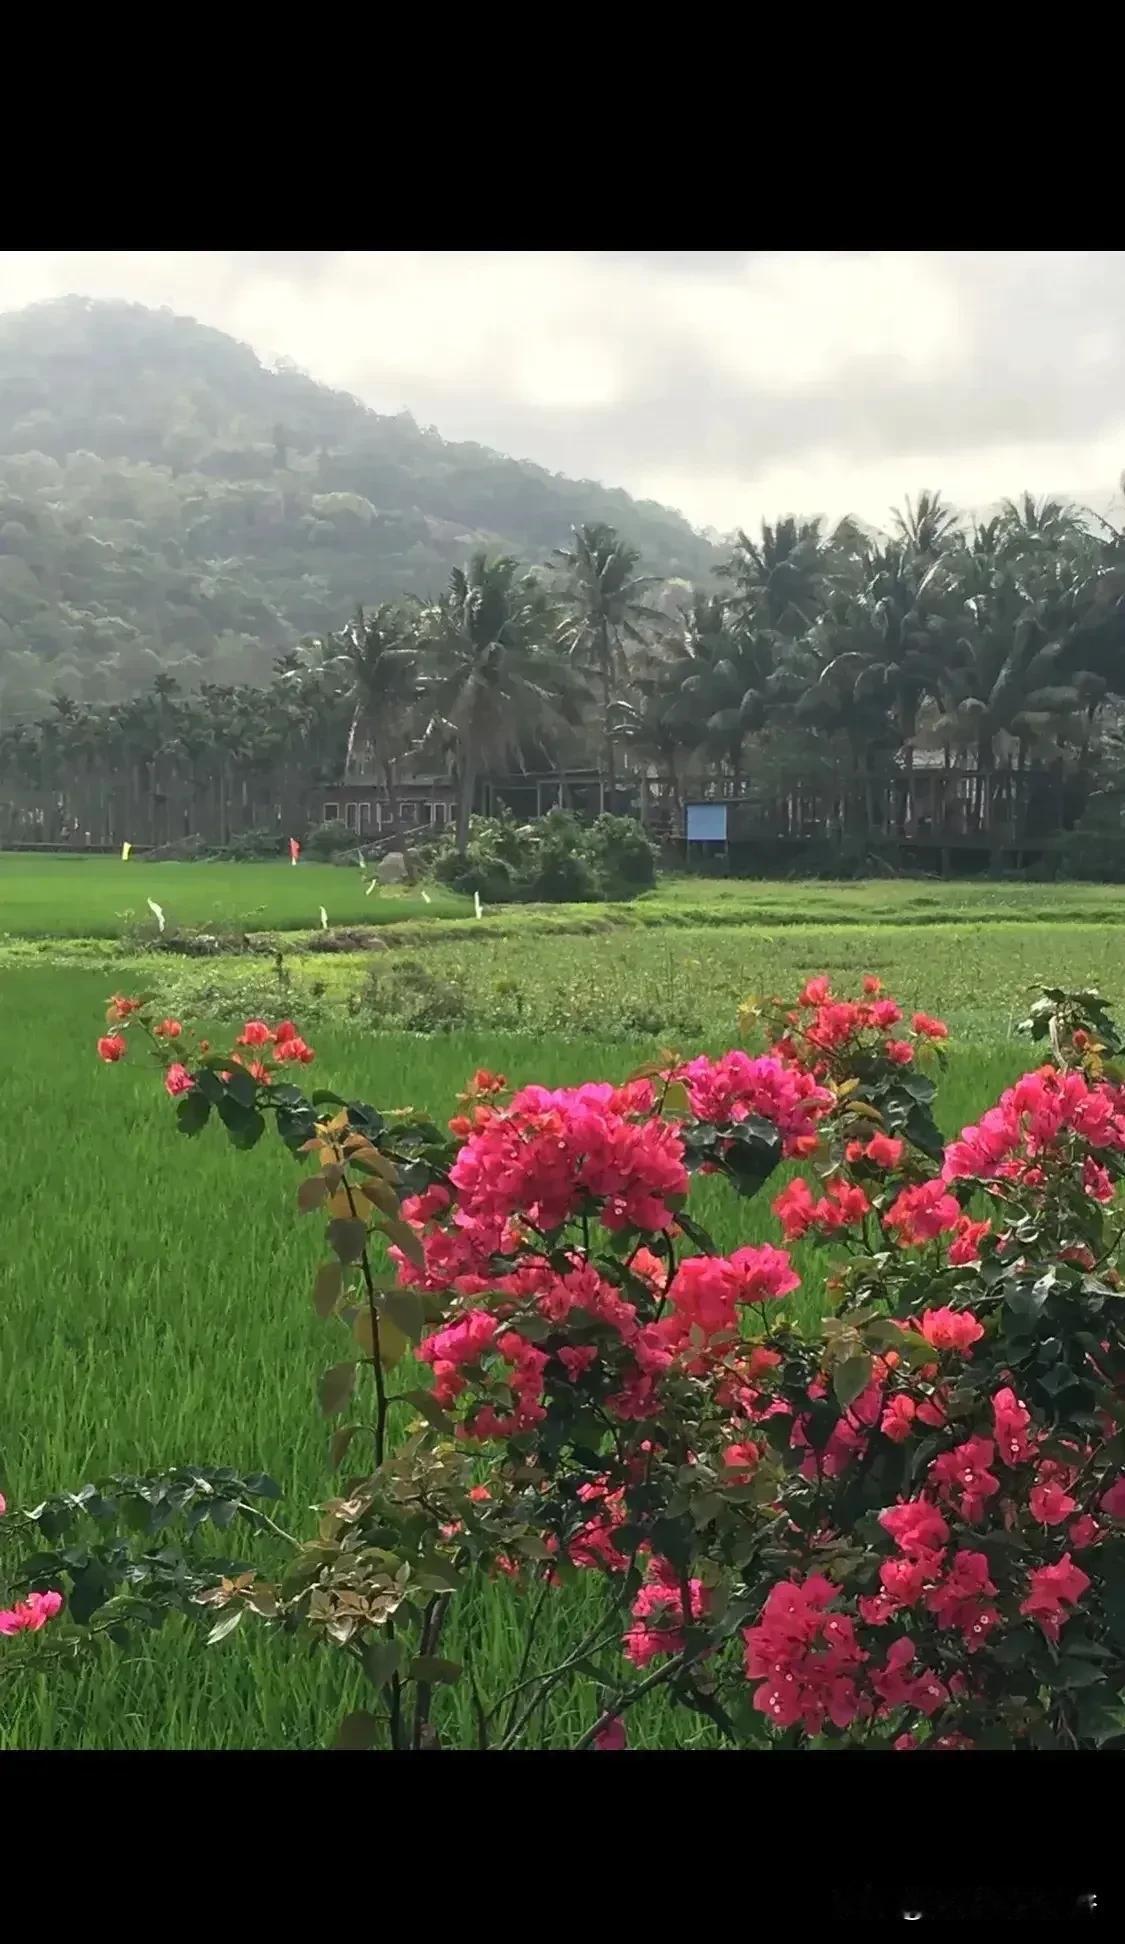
[289,837,301,866]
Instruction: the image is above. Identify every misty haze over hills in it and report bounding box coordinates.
[0,298,717,716]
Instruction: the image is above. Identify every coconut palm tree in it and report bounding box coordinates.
[720,516,836,639]
[672,593,773,789]
[553,523,665,802]
[419,553,580,854]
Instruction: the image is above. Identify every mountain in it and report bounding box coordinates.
[0,298,717,717]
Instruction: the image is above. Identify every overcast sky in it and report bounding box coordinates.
[2,250,1123,538]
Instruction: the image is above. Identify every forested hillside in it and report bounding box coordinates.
[0,298,716,716]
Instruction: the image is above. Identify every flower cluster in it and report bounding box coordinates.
[0,1589,64,1635]
[448,1080,688,1233]
[675,1051,832,1156]
[95,970,1125,1752]
[97,1001,315,1096]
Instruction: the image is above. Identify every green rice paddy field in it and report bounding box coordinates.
[1,860,1123,1746]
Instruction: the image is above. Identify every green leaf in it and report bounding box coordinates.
[359,1636,402,1691]
[206,1609,244,1646]
[175,1091,211,1137]
[226,1064,258,1109]
[1099,1539,1125,1651]
[674,1210,717,1254]
[318,1361,357,1418]
[833,1355,873,1410]
[195,1068,225,1106]
[1075,1688,1125,1747]
[407,1655,461,1686]
[333,1709,379,1750]
[217,1095,265,1150]
[328,1217,368,1264]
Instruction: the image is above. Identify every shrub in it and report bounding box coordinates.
[223,826,286,862]
[433,848,517,903]
[585,813,657,897]
[9,975,1125,1752]
[1050,791,1125,882]
[363,955,469,1031]
[431,808,655,905]
[304,819,362,861]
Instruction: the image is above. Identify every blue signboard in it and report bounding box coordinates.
[685,802,728,843]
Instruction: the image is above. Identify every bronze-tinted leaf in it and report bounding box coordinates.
[354,1308,408,1369]
[383,1287,425,1343]
[378,1215,425,1268]
[406,1655,461,1685]
[328,1217,368,1264]
[333,1709,379,1750]
[297,1174,328,1214]
[402,1388,454,1433]
[312,1262,344,1318]
[318,1360,357,1418]
[360,1177,400,1217]
[329,1425,358,1469]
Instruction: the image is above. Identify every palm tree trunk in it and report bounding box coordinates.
[600,620,617,805]
[455,749,478,856]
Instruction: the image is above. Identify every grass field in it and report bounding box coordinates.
[1,862,1120,1747]
[2,849,1124,940]
[0,852,469,937]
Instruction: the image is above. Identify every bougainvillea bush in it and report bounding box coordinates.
[6,976,1125,1750]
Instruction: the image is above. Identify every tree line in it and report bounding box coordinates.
[2,488,1124,856]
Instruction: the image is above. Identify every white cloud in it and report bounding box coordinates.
[1,250,1122,537]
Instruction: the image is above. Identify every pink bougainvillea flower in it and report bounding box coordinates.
[947,1216,991,1266]
[880,1394,917,1443]
[917,1306,985,1355]
[273,1034,315,1064]
[884,1040,915,1066]
[1029,1477,1077,1526]
[885,1180,961,1245]
[1082,1156,1115,1203]
[912,1012,949,1040]
[676,1050,831,1154]
[97,1034,127,1062]
[864,1131,905,1170]
[1020,1554,1090,1641]
[154,1018,182,1039]
[593,1716,627,1750]
[623,1557,710,1667]
[0,1589,64,1635]
[236,1020,274,1046]
[991,1386,1035,1466]
[163,1062,194,1098]
[928,1436,1000,1522]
